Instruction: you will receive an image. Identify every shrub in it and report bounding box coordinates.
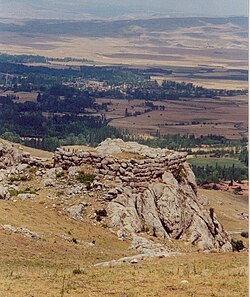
[9,189,19,197]
[76,171,94,185]
[72,266,86,275]
[29,167,37,173]
[9,175,30,183]
[240,231,249,238]
[56,172,65,178]
[56,190,64,197]
[231,239,245,252]
[9,188,36,197]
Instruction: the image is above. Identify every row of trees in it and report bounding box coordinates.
[192,164,248,184]
[0,53,91,65]
[137,134,246,150]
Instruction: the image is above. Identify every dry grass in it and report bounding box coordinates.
[14,144,53,159]
[0,138,53,159]
[0,252,247,296]
[62,145,96,152]
[198,189,248,233]
[0,165,248,296]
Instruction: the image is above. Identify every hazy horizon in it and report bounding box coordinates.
[0,0,248,20]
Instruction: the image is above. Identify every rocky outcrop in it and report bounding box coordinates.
[96,138,174,157]
[0,138,232,252]
[65,204,85,220]
[94,235,177,267]
[0,139,51,169]
[0,141,24,168]
[109,170,232,252]
[54,139,232,252]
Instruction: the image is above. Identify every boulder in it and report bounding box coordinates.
[66,204,85,220]
[0,185,10,200]
[17,193,36,200]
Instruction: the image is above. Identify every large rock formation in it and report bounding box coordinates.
[54,139,232,252]
[0,138,232,251]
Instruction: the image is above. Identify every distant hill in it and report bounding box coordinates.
[0,16,248,38]
[0,0,248,19]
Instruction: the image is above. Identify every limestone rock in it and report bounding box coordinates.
[43,178,55,187]
[0,185,10,200]
[2,224,41,239]
[130,235,170,256]
[108,171,232,252]
[17,193,37,200]
[66,204,85,220]
[96,138,174,158]
[108,187,143,233]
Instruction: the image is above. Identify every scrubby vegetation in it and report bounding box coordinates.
[76,171,95,186]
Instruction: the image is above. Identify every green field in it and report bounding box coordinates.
[188,157,246,168]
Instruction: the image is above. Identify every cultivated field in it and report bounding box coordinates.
[97,94,248,139]
[0,17,248,91]
[152,75,248,90]
[0,91,39,103]
[188,158,246,168]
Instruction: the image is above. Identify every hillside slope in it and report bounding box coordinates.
[0,139,248,296]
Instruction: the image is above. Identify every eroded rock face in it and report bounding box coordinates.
[108,166,232,252]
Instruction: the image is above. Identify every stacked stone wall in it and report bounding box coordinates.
[54,148,187,192]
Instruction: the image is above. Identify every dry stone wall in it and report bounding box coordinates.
[0,140,51,169]
[54,139,232,251]
[54,146,188,192]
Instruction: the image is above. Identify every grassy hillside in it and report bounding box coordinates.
[0,185,247,296]
[0,252,247,296]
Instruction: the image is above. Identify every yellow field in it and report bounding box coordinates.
[0,20,247,73]
[96,95,248,139]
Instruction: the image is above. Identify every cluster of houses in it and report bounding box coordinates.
[200,180,248,196]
